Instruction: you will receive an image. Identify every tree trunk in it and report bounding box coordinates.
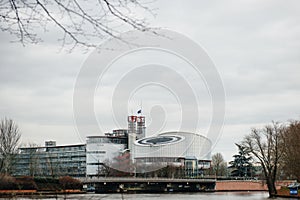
[266,176,276,197]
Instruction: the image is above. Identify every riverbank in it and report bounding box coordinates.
[1,180,297,198]
[275,187,300,199]
[0,189,84,198]
[216,180,268,191]
[215,180,300,199]
[215,180,294,192]
[0,192,272,200]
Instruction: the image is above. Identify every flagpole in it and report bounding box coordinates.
[140,100,143,115]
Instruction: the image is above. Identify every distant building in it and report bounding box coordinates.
[45,140,56,147]
[13,141,86,177]
[13,115,212,178]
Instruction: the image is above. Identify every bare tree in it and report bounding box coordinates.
[210,153,227,177]
[23,143,39,177]
[97,159,115,177]
[241,122,285,198]
[0,0,156,50]
[0,118,21,175]
[282,120,300,181]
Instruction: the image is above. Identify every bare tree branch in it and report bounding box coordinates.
[0,0,157,51]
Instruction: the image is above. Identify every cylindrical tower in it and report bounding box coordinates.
[136,116,146,139]
[128,116,137,153]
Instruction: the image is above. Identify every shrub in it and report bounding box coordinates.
[59,176,82,190]
[0,174,18,190]
[16,176,37,190]
[34,177,60,191]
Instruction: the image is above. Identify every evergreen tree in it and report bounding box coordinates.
[229,143,253,177]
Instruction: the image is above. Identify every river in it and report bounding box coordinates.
[15,192,294,200]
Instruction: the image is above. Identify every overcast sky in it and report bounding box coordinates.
[1,0,300,161]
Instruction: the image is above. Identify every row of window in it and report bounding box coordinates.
[18,154,85,157]
[87,151,106,154]
[136,157,180,163]
[20,146,86,153]
[87,137,127,144]
[87,163,104,166]
[46,146,86,152]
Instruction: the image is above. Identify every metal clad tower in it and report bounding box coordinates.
[128,115,137,152]
[136,116,146,139]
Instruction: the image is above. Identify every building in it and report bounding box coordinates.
[132,131,212,177]
[13,141,86,177]
[13,115,212,178]
[86,129,128,177]
[128,115,146,153]
[136,116,146,139]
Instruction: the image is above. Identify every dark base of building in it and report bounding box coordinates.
[95,182,215,193]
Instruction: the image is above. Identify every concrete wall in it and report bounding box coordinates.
[216,180,293,191]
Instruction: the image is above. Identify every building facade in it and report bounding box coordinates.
[86,129,128,177]
[13,115,212,178]
[13,141,86,177]
[132,131,212,176]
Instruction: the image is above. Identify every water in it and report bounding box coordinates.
[13,192,294,200]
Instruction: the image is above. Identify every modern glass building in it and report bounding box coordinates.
[13,141,86,177]
[132,131,212,176]
[12,116,212,178]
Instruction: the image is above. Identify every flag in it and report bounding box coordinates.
[137,109,142,114]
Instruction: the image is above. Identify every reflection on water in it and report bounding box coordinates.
[15,192,294,200]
